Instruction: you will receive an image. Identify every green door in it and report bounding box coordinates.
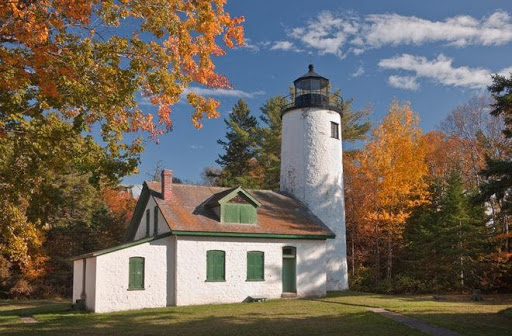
[282,247,296,293]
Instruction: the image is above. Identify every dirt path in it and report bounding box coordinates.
[365,307,461,336]
[19,316,39,324]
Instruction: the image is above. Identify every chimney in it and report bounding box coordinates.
[161,169,173,200]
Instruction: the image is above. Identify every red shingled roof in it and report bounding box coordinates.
[129,182,335,239]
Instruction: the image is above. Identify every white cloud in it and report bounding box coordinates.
[182,87,265,99]
[286,10,512,57]
[351,64,365,78]
[270,41,302,52]
[499,66,512,77]
[190,145,204,150]
[388,75,420,90]
[361,12,512,48]
[379,53,512,89]
[289,11,358,57]
[242,38,260,52]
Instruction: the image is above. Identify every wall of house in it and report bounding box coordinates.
[175,236,327,306]
[93,236,174,313]
[73,258,97,311]
[72,259,83,304]
[280,107,348,291]
[85,258,97,311]
[133,196,169,240]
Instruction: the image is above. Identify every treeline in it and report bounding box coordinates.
[211,76,512,293]
[0,116,137,298]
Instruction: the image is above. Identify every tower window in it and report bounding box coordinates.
[331,122,339,139]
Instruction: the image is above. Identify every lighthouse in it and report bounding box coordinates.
[280,64,348,291]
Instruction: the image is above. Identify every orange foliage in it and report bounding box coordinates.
[0,0,245,146]
[102,187,137,224]
[361,100,429,236]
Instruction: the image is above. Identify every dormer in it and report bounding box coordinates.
[205,186,261,224]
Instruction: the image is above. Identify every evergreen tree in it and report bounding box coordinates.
[256,96,285,190]
[479,73,512,253]
[216,99,258,187]
[401,172,487,291]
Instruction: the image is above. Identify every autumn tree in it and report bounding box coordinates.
[216,99,259,187]
[0,0,244,297]
[0,114,131,288]
[1,0,244,149]
[344,150,375,280]
[440,95,510,188]
[360,100,429,281]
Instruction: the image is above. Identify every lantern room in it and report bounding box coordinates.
[281,64,343,116]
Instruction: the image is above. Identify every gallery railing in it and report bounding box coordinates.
[281,91,344,115]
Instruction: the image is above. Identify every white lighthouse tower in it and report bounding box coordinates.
[280,64,348,291]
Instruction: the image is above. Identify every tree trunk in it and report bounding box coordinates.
[459,220,464,287]
[374,222,380,284]
[351,225,355,277]
[387,234,393,280]
[504,214,510,252]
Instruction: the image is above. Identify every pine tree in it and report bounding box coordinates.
[479,73,512,253]
[216,99,258,187]
[401,172,486,291]
[256,96,285,190]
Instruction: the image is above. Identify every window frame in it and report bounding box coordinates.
[128,257,145,290]
[246,251,265,281]
[331,121,340,139]
[206,250,226,282]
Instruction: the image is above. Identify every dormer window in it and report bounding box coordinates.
[205,186,261,224]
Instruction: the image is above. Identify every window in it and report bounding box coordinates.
[145,209,150,237]
[247,251,264,281]
[128,257,145,290]
[153,206,158,236]
[223,203,257,224]
[331,122,339,139]
[206,250,225,281]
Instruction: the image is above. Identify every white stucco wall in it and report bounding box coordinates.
[280,107,348,291]
[174,236,327,306]
[133,196,169,240]
[93,236,175,313]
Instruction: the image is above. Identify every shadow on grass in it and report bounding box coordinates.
[2,297,512,336]
[0,301,425,336]
[0,303,72,317]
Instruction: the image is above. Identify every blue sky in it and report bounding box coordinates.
[124,0,512,186]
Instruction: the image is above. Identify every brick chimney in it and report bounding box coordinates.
[161,169,173,200]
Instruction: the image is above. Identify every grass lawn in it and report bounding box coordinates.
[324,291,512,336]
[0,292,510,335]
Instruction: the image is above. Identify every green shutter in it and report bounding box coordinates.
[240,205,256,224]
[223,204,257,224]
[153,206,158,235]
[206,250,225,281]
[129,257,144,289]
[145,209,150,237]
[223,204,240,223]
[247,251,264,280]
